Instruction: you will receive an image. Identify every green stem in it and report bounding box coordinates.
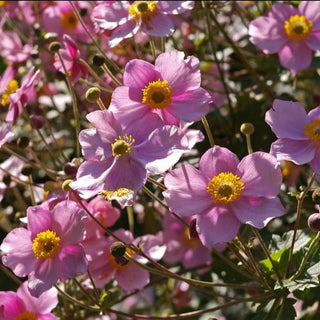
[201,116,215,147]
[127,205,134,233]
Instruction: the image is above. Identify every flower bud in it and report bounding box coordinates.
[308,213,320,232]
[17,136,30,149]
[110,241,126,257]
[93,54,106,67]
[64,162,78,176]
[3,174,11,186]
[240,122,255,135]
[30,115,45,129]
[85,87,101,103]
[21,164,33,176]
[49,41,61,53]
[62,179,74,192]
[312,188,320,204]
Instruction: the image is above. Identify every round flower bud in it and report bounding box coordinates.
[62,179,74,192]
[30,115,45,129]
[93,54,106,67]
[312,188,320,204]
[17,136,30,149]
[240,122,255,135]
[49,41,61,53]
[21,164,33,176]
[3,174,11,186]
[189,218,199,240]
[110,241,126,257]
[85,87,101,103]
[115,256,129,266]
[64,162,78,176]
[308,213,320,232]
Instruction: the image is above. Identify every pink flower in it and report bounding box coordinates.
[163,146,285,248]
[249,2,320,74]
[0,200,88,297]
[265,99,320,176]
[0,122,15,148]
[162,213,213,273]
[109,50,212,126]
[3,66,40,123]
[84,229,166,291]
[54,34,88,84]
[70,109,189,206]
[0,31,32,63]
[93,1,194,47]
[0,281,58,320]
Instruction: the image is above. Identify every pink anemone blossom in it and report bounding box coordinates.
[163,146,285,248]
[0,281,58,320]
[0,200,88,297]
[109,50,212,126]
[54,34,88,84]
[93,1,194,47]
[0,122,15,148]
[249,2,320,74]
[265,99,320,177]
[70,109,192,206]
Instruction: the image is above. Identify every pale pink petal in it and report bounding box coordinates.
[299,1,320,30]
[123,59,160,88]
[182,246,212,271]
[270,138,316,164]
[307,106,320,121]
[155,51,201,95]
[0,122,15,147]
[249,16,287,54]
[197,207,240,247]
[27,206,52,238]
[310,149,320,176]
[163,164,212,216]
[116,263,149,291]
[199,146,239,179]
[52,201,86,245]
[141,13,174,37]
[237,152,282,198]
[109,20,139,47]
[265,100,308,140]
[157,1,194,14]
[17,282,58,314]
[306,31,320,51]
[270,3,298,21]
[232,197,285,228]
[58,245,87,280]
[278,41,312,74]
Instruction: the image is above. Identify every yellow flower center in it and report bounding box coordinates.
[32,230,61,259]
[100,188,134,203]
[111,135,135,157]
[284,15,312,41]
[15,311,38,320]
[109,247,134,271]
[61,11,78,30]
[304,119,320,146]
[0,1,6,6]
[182,226,200,248]
[207,172,244,204]
[128,1,158,28]
[1,79,19,107]
[142,79,173,109]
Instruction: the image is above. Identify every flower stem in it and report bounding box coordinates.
[201,116,215,147]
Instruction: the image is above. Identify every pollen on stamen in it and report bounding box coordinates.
[15,311,38,320]
[128,1,158,29]
[1,79,19,107]
[304,119,320,146]
[284,15,312,41]
[32,230,61,259]
[207,172,244,205]
[111,134,135,157]
[142,79,173,109]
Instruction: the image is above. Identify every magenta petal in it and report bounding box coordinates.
[265,99,308,139]
[0,291,22,318]
[141,13,174,37]
[163,164,212,216]
[52,201,86,245]
[28,259,59,297]
[237,152,282,198]
[27,206,52,238]
[232,197,285,228]
[17,282,58,314]
[199,146,239,179]
[1,228,37,277]
[58,245,87,280]
[124,59,160,88]
[270,138,316,164]
[278,41,312,73]
[197,207,240,247]
[116,263,149,291]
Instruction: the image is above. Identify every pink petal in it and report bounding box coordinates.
[310,149,320,176]
[270,138,316,164]
[163,164,212,216]
[278,41,313,74]
[141,12,174,37]
[27,206,52,238]
[157,1,194,14]
[306,31,320,51]
[0,291,22,318]
[232,197,285,228]
[109,19,139,47]
[265,99,308,140]
[116,263,149,291]
[197,207,240,247]
[199,146,239,179]
[299,1,320,30]
[237,152,282,198]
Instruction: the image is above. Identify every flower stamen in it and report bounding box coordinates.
[207,172,244,204]
[284,15,312,41]
[129,1,158,29]
[32,230,60,259]
[1,79,19,107]
[304,119,320,146]
[61,11,78,30]
[142,79,173,109]
[15,311,38,320]
[111,135,135,157]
